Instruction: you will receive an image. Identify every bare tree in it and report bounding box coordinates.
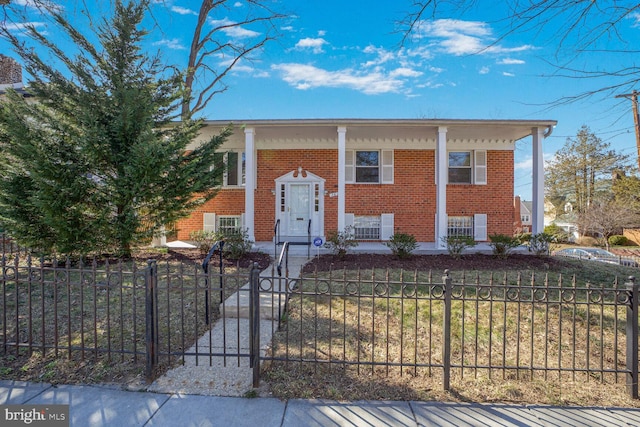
[577,199,638,250]
[181,1,286,117]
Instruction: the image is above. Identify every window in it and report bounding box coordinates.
[521,214,530,223]
[447,150,486,185]
[345,150,394,184]
[448,216,473,237]
[217,216,241,236]
[203,213,242,235]
[213,151,245,186]
[354,216,381,240]
[448,152,471,183]
[356,151,379,183]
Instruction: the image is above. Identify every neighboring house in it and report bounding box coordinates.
[0,55,29,98]
[174,119,556,248]
[514,196,532,233]
[544,199,578,242]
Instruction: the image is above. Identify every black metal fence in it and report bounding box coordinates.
[0,237,252,383]
[260,269,640,398]
[2,234,640,398]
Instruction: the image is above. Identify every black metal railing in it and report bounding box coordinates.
[202,240,225,325]
[273,219,280,256]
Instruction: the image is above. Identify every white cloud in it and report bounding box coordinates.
[317,30,326,37]
[234,2,244,7]
[272,63,408,95]
[479,66,490,74]
[209,17,260,39]
[153,38,187,50]
[2,21,45,31]
[415,19,536,56]
[498,58,525,65]
[515,157,532,171]
[295,37,328,54]
[362,45,396,67]
[503,72,515,77]
[12,0,58,8]
[401,46,433,60]
[390,67,423,78]
[171,6,197,16]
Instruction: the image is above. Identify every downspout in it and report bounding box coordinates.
[544,125,554,138]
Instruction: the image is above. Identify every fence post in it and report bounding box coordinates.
[443,269,452,391]
[249,262,261,388]
[145,260,158,383]
[626,276,639,399]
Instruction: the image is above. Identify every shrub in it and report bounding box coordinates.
[528,232,555,256]
[489,234,521,259]
[324,226,358,258]
[443,235,476,259]
[385,232,418,258]
[223,228,253,259]
[609,235,630,246]
[515,232,531,244]
[544,224,570,243]
[189,230,219,255]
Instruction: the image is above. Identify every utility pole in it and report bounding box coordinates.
[616,90,640,169]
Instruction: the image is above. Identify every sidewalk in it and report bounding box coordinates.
[4,380,640,427]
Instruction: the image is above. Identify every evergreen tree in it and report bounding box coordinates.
[545,125,629,214]
[0,0,227,256]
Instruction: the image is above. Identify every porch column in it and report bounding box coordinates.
[532,127,545,235]
[436,126,448,248]
[244,127,256,242]
[337,126,347,231]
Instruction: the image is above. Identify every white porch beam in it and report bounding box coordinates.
[337,126,347,231]
[436,126,448,248]
[244,127,256,242]
[531,127,545,235]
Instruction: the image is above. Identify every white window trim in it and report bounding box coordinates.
[345,149,394,184]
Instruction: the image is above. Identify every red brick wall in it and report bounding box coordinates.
[175,149,514,242]
[346,150,436,241]
[255,149,338,241]
[176,189,244,240]
[446,151,514,237]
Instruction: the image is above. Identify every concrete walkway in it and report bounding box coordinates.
[147,251,307,397]
[3,380,640,426]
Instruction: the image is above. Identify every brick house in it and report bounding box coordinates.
[175,119,555,248]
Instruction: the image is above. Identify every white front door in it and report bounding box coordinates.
[274,169,325,241]
[288,183,311,236]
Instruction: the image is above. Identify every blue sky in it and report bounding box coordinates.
[3,1,640,201]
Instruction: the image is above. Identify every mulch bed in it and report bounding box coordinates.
[302,253,570,274]
[132,248,272,270]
